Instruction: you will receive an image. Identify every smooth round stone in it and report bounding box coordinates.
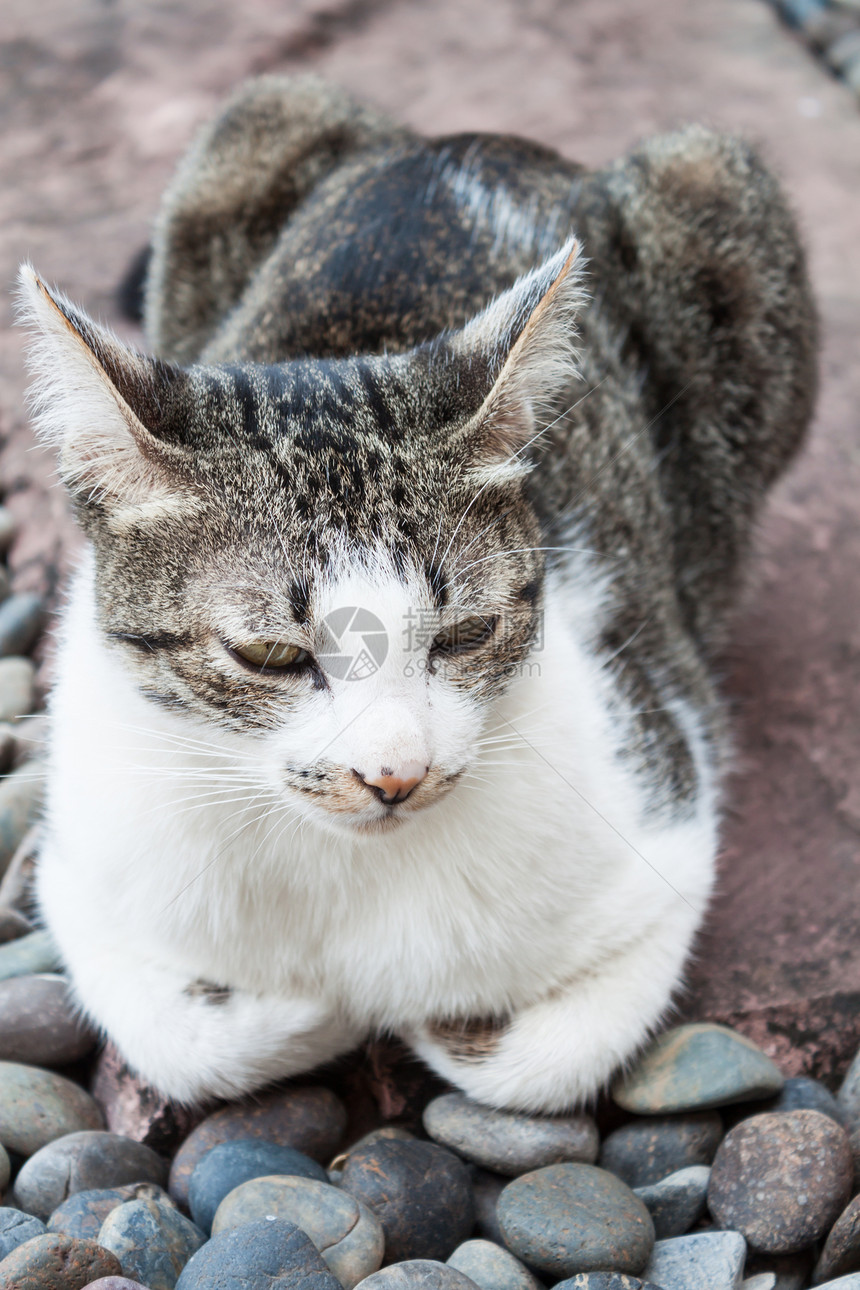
[0,930,60,982]
[0,1061,104,1156]
[447,1239,541,1290]
[99,1195,205,1290]
[48,1182,172,1240]
[743,1251,813,1290]
[612,1024,784,1114]
[330,1126,415,1170]
[0,765,43,879]
[555,1277,663,1290]
[767,1076,844,1124]
[742,1276,776,1290]
[0,974,97,1066]
[643,1231,747,1290]
[356,1262,480,1290]
[189,1138,328,1233]
[86,1281,152,1290]
[815,1194,860,1283]
[0,1232,122,1288]
[175,1216,343,1290]
[839,1049,860,1133]
[14,1130,167,1220]
[169,1085,346,1206]
[708,1110,853,1254]
[0,658,35,725]
[0,594,45,658]
[599,1112,722,1187]
[498,1163,654,1278]
[424,1093,598,1176]
[341,1138,474,1263]
[212,1174,384,1288]
[0,1206,46,1258]
[472,1168,507,1245]
[633,1165,710,1239]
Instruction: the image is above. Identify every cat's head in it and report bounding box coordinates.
[20,241,586,835]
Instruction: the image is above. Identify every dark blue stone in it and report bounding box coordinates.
[175,1217,343,1290]
[0,1207,46,1259]
[0,594,44,658]
[189,1138,329,1234]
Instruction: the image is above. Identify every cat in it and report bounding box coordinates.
[19,76,816,1111]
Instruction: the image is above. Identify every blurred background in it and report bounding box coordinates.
[0,0,858,1079]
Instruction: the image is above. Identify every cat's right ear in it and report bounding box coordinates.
[17,265,192,510]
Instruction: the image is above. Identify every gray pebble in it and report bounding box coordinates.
[48,1182,173,1240]
[815,1193,860,1283]
[99,1194,205,1290]
[742,1276,777,1290]
[554,1277,663,1290]
[357,1262,481,1290]
[600,1112,722,1188]
[424,1093,598,1176]
[212,1174,384,1289]
[0,973,97,1066]
[839,1049,860,1133]
[728,1076,845,1129]
[175,1216,343,1290]
[189,1138,328,1233]
[643,1231,747,1290]
[447,1238,541,1290]
[0,824,39,911]
[330,1126,415,1171]
[743,1251,813,1290]
[0,1061,104,1156]
[498,1163,654,1278]
[15,1130,167,1220]
[0,1206,46,1259]
[86,1280,152,1290]
[0,594,44,659]
[633,1164,710,1238]
[0,658,35,725]
[612,1024,783,1114]
[0,766,43,879]
[0,931,60,982]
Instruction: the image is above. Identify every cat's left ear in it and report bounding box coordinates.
[17,265,191,509]
[449,238,587,485]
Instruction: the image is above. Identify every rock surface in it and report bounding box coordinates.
[47,1182,172,1240]
[599,1113,722,1187]
[168,1085,346,1206]
[98,1194,205,1290]
[356,1262,480,1290]
[815,1194,860,1283]
[211,1174,384,1288]
[633,1165,710,1239]
[174,1216,344,1290]
[555,1277,663,1290]
[341,1138,474,1263]
[447,1239,541,1290]
[189,1138,328,1233]
[0,973,97,1066]
[0,1231,123,1289]
[14,1129,167,1220]
[0,660,35,728]
[423,1093,598,1175]
[471,1168,507,1245]
[498,1163,654,1278]
[612,1024,784,1114]
[91,1042,203,1158]
[708,1110,853,1254]
[643,1231,747,1290]
[0,1061,104,1156]
[0,1207,46,1259]
[0,930,60,982]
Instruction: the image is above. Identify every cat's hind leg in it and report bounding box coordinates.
[407,912,698,1113]
[145,75,406,363]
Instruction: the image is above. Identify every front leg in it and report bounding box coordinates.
[408,916,696,1113]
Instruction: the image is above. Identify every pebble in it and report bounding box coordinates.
[472,1168,507,1244]
[174,1216,344,1290]
[86,1281,152,1290]
[727,1076,845,1129]
[341,1137,474,1263]
[643,1231,747,1290]
[91,1041,203,1157]
[815,1194,860,1283]
[0,930,61,982]
[497,1162,654,1278]
[708,1110,853,1254]
[0,594,45,658]
[599,1111,723,1187]
[0,657,35,725]
[447,1238,541,1290]
[356,1262,481,1290]
[0,1231,123,1288]
[48,1182,172,1240]
[743,1252,813,1290]
[98,1194,206,1290]
[0,973,97,1066]
[742,1276,777,1290]
[0,1140,8,1191]
[0,1206,46,1259]
[838,1049,860,1133]
[330,1126,415,1170]
[0,906,32,943]
[212,1174,384,1288]
[633,1164,710,1238]
[169,1084,346,1206]
[0,766,44,878]
[0,823,39,909]
[0,1060,104,1156]
[189,1138,328,1233]
[612,1024,784,1114]
[423,1092,598,1176]
[14,1130,167,1220]
[554,1277,663,1290]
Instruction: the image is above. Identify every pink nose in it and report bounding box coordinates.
[356,761,428,804]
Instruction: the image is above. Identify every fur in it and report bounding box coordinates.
[20,76,816,1110]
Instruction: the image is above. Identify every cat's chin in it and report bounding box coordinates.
[305,806,415,838]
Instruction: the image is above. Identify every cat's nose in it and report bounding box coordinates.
[355,761,428,804]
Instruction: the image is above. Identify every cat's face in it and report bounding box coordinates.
[21,240,584,834]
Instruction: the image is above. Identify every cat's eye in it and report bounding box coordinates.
[233,640,309,670]
[431,615,497,654]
